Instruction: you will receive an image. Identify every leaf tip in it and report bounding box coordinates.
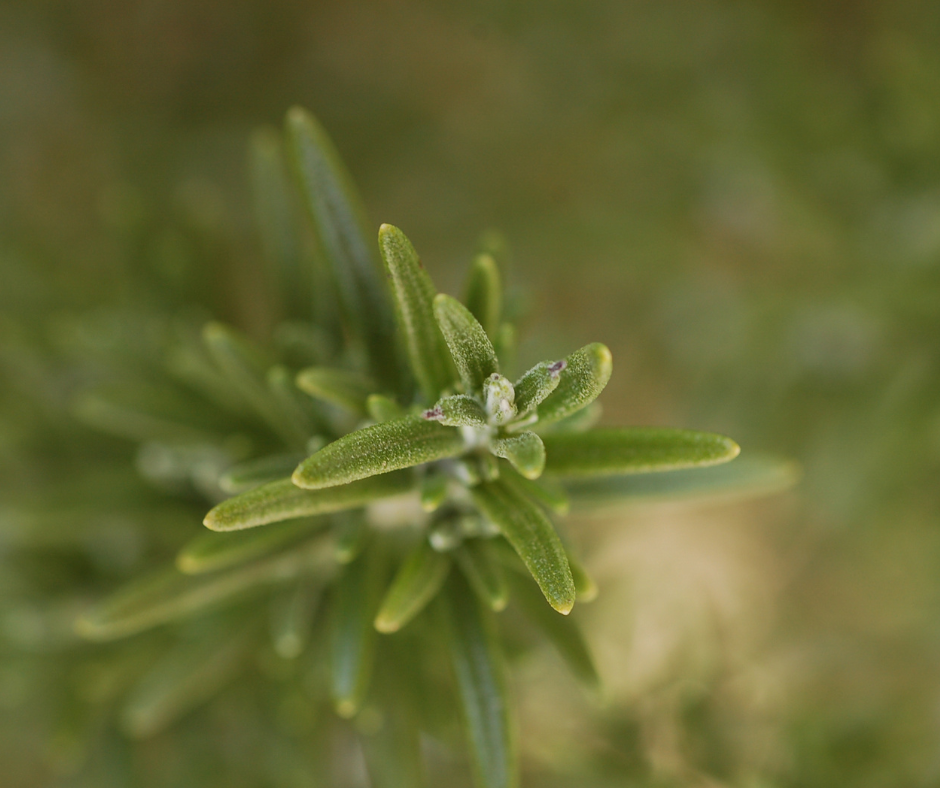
[373,615,399,634]
[335,698,359,719]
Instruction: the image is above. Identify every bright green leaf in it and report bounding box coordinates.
[491,431,546,480]
[426,394,487,427]
[513,360,565,419]
[433,294,499,393]
[295,366,374,417]
[536,343,612,428]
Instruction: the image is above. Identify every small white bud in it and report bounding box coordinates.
[483,373,517,425]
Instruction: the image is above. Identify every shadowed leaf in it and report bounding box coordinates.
[375,542,451,633]
[434,294,499,393]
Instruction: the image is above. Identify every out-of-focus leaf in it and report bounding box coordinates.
[439,573,517,788]
[426,394,487,427]
[535,401,602,435]
[332,511,369,564]
[543,427,740,477]
[470,480,575,615]
[565,453,800,511]
[491,431,546,480]
[121,625,254,738]
[512,360,565,418]
[204,471,414,531]
[176,517,325,574]
[292,416,465,490]
[420,471,449,512]
[366,393,404,423]
[218,452,306,494]
[270,577,321,659]
[284,107,398,389]
[374,541,451,633]
[379,224,453,402]
[454,540,508,612]
[463,253,502,339]
[493,323,516,378]
[434,294,499,393]
[330,547,383,717]
[267,365,318,442]
[535,343,612,428]
[295,366,374,417]
[504,572,599,690]
[567,552,598,603]
[76,537,333,641]
[500,465,570,515]
[361,712,426,788]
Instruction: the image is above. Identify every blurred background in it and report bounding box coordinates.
[3,0,940,785]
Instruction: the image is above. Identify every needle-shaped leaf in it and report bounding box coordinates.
[470,480,575,615]
[434,294,499,393]
[513,360,566,418]
[499,465,570,515]
[205,471,415,531]
[491,432,546,480]
[218,453,306,494]
[285,107,398,389]
[330,548,383,717]
[333,511,369,564]
[454,541,509,612]
[439,573,517,788]
[76,537,334,641]
[293,415,466,490]
[425,394,487,427]
[177,517,326,574]
[267,365,317,447]
[504,572,599,690]
[296,366,374,417]
[366,393,404,423]
[379,224,453,402]
[535,343,612,428]
[121,626,253,738]
[420,471,449,512]
[493,324,516,379]
[543,427,740,477]
[463,253,502,339]
[270,578,321,659]
[374,541,451,633]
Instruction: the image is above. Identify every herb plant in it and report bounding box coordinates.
[11,108,745,788]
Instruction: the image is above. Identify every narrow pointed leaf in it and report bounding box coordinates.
[420,471,449,512]
[77,538,334,641]
[491,432,546,480]
[366,393,404,423]
[121,627,253,738]
[513,360,565,417]
[267,365,316,447]
[374,542,451,633]
[379,224,453,401]
[361,717,426,788]
[218,452,306,494]
[333,511,369,564]
[464,253,502,339]
[493,323,516,379]
[543,427,740,477]
[454,541,509,612]
[470,480,575,615]
[500,465,570,515]
[439,573,517,788]
[177,517,326,574]
[293,415,465,490]
[535,401,602,435]
[505,572,599,689]
[296,366,374,416]
[270,578,321,659]
[285,107,397,388]
[426,394,487,427]
[536,343,612,428]
[434,294,499,392]
[205,471,415,531]
[331,548,383,717]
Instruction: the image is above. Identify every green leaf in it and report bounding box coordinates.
[543,427,740,477]
[378,224,453,401]
[433,294,499,393]
[536,343,612,428]
[439,573,517,788]
[176,517,326,574]
[470,480,575,615]
[493,323,516,379]
[76,537,334,641]
[513,360,565,418]
[218,452,306,494]
[426,394,487,427]
[491,432,546,480]
[285,107,398,389]
[463,253,502,339]
[330,548,383,717]
[366,393,404,423]
[504,572,599,690]
[295,366,374,417]
[567,552,598,603]
[564,453,799,511]
[204,471,415,531]
[499,465,570,515]
[454,540,509,612]
[374,541,451,633]
[420,471,449,512]
[292,415,466,490]
[267,365,318,444]
[270,578,321,659]
[121,625,253,738]
[361,711,426,788]
[333,511,369,564]
[202,322,300,446]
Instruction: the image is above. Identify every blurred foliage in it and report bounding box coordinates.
[3,0,940,786]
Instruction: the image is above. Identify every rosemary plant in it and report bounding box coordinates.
[22,108,746,787]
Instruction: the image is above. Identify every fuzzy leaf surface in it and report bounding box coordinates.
[428,394,487,427]
[535,343,612,428]
[491,432,546,480]
[463,253,502,339]
[513,360,565,417]
[434,294,499,392]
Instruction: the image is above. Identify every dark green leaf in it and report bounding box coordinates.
[434,294,499,393]
[463,253,502,339]
[374,541,451,633]
[292,415,466,490]
[333,511,369,564]
[536,343,612,428]
[543,427,740,477]
[218,452,306,494]
[499,465,570,515]
[295,366,374,416]
[205,471,415,531]
[491,431,546,480]
[270,578,321,659]
[470,480,575,615]
[454,540,508,612]
[420,471,449,512]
